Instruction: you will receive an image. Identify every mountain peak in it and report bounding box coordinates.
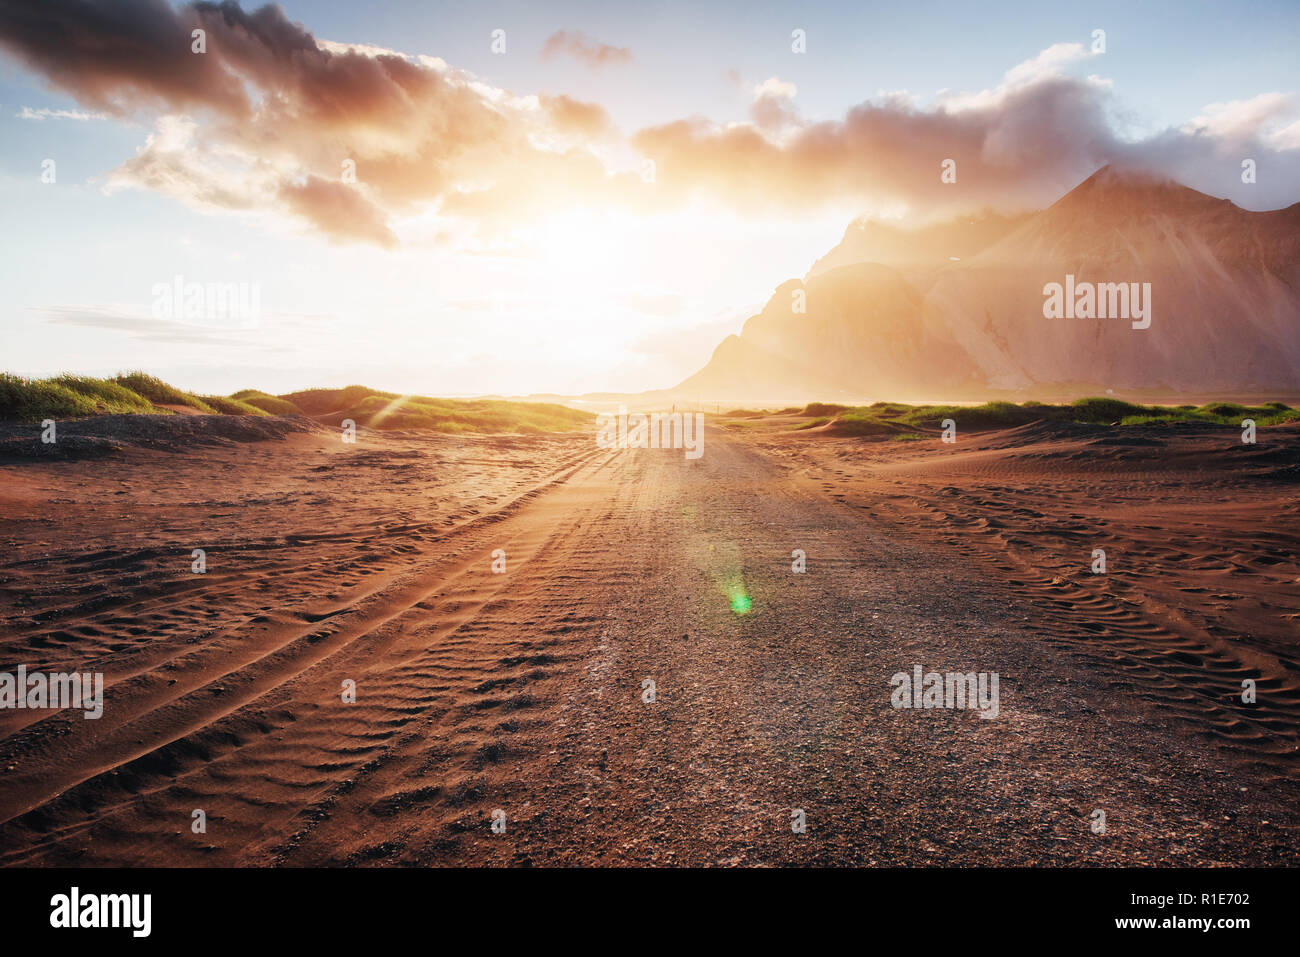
[1080,163,1168,187]
[1053,163,1226,215]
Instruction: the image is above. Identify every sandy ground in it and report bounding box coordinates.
[0,416,1296,866]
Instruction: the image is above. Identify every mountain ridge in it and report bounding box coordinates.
[675,166,1300,401]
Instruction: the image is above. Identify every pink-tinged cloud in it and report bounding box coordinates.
[280,175,397,248]
[540,30,632,69]
[540,94,615,137]
[633,56,1300,218]
[0,0,621,245]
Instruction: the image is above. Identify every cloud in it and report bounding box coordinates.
[279,175,397,248]
[1184,92,1300,148]
[999,42,1093,89]
[0,0,621,245]
[0,0,248,115]
[108,115,262,214]
[632,47,1300,218]
[16,106,105,120]
[753,77,797,101]
[31,304,251,344]
[540,30,632,69]
[751,76,799,132]
[1,2,1296,247]
[32,303,335,345]
[538,94,615,138]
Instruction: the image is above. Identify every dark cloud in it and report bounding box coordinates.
[0,0,248,115]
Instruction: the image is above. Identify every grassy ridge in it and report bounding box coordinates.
[7,371,1294,435]
[199,394,271,416]
[230,389,300,415]
[1,373,592,433]
[0,374,156,419]
[280,386,591,433]
[113,372,217,413]
[815,398,1299,434]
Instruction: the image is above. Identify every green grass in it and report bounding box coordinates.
[1066,397,1151,424]
[888,400,1046,429]
[1118,403,1300,427]
[780,397,1300,435]
[200,395,270,416]
[2,374,110,420]
[2,373,168,420]
[113,372,215,413]
[230,384,592,433]
[865,401,915,416]
[802,402,850,416]
[8,372,1296,438]
[51,375,157,414]
[278,385,377,415]
[334,393,590,433]
[828,413,896,436]
[4,373,600,433]
[230,390,303,415]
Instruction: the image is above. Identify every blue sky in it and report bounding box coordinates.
[1,0,1297,396]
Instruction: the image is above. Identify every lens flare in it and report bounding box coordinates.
[729,592,752,614]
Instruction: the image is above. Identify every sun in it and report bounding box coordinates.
[538,210,622,280]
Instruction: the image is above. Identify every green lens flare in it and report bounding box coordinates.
[729,593,752,615]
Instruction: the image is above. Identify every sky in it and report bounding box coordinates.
[1,0,1298,396]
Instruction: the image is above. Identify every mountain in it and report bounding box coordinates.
[806,210,1030,282]
[677,266,982,402]
[676,166,1300,401]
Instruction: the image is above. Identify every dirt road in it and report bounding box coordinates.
[1,424,1295,865]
